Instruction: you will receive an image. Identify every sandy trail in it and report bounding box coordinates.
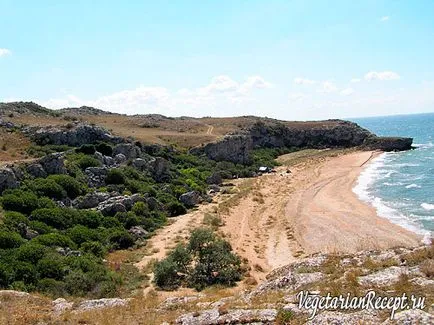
[136,149,422,287]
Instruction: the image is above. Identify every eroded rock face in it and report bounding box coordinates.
[26,163,47,178]
[148,157,171,182]
[192,120,413,164]
[0,167,19,193]
[72,191,111,209]
[28,124,122,146]
[128,226,149,240]
[176,308,277,325]
[85,166,108,187]
[179,191,202,208]
[96,194,145,216]
[39,153,67,175]
[113,143,141,160]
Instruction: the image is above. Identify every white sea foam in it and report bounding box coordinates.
[353,153,432,244]
[405,184,421,189]
[383,182,403,186]
[421,203,434,211]
[413,142,433,148]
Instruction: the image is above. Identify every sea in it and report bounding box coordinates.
[350,113,434,243]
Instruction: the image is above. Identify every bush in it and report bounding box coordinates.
[81,241,106,258]
[1,190,55,214]
[33,233,76,248]
[153,228,241,290]
[167,201,187,217]
[3,211,28,230]
[0,231,25,249]
[67,225,99,245]
[37,278,66,297]
[48,174,84,199]
[107,228,135,249]
[106,169,126,185]
[37,256,65,280]
[25,178,66,199]
[115,211,141,229]
[75,144,96,155]
[69,153,102,169]
[28,220,54,234]
[16,243,47,264]
[76,210,103,229]
[95,142,113,156]
[131,201,149,216]
[31,208,73,229]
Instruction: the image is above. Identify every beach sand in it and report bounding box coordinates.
[137,149,422,285]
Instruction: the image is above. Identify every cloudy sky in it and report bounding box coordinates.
[1,0,433,120]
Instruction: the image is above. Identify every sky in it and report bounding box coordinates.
[1,0,434,120]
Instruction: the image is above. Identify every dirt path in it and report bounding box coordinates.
[206,125,214,135]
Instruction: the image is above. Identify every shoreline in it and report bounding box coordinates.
[282,150,422,255]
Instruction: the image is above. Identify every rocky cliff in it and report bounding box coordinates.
[191,120,413,163]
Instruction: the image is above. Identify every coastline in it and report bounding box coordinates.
[282,150,422,255]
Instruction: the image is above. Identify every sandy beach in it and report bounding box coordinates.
[137,149,422,284]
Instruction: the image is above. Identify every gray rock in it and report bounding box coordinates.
[179,191,202,208]
[176,308,277,325]
[72,191,111,209]
[358,266,423,287]
[132,158,148,170]
[26,163,47,178]
[52,298,73,314]
[0,167,19,193]
[40,153,67,175]
[128,226,149,240]
[113,143,141,160]
[76,298,129,311]
[306,309,381,325]
[114,153,127,164]
[96,195,137,216]
[145,197,163,210]
[85,166,108,187]
[208,184,221,193]
[94,151,104,162]
[382,309,434,324]
[206,173,223,185]
[148,157,171,182]
[29,124,122,146]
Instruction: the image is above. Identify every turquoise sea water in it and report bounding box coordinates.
[350,113,434,243]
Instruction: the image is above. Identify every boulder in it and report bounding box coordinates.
[382,309,434,324]
[148,157,171,182]
[52,298,73,314]
[0,168,19,193]
[85,166,108,187]
[206,173,223,185]
[128,226,149,240]
[72,191,111,209]
[39,153,67,175]
[113,143,141,160]
[176,308,277,325]
[26,163,47,178]
[29,124,122,146]
[179,191,202,208]
[132,158,148,170]
[96,195,144,216]
[76,298,129,311]
[114,153,127,164]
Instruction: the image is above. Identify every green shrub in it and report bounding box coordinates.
[0,231,25,249]
[167,201,187,217]
[1,190,54,214]
[154,258,180,290]
[115,211,141,229]
[16,243,47,264]
[24,178,66,199]
[28,220,54,234]
[76,210,103,229]
[81,241,106,258]
[106,169,126,185]
[107,228,135,249]
[3,211,28,230]
[31,208,73,229]
[37,256,65,280]
[37,278,66,297]
[131,201,149,216]
[154,228,241,290]
[76,144,96,155]
[67,225,99,245]
[33,233,76,248]
[95,142,113,156]
[48,174,84,199]
[12,261,37,285]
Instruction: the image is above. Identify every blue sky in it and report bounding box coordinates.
[1,0,434,120]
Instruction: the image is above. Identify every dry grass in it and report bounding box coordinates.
[0,129,31,163]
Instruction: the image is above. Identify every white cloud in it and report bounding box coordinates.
[288,93,305,102]
[319,81,338,93]
[340,88,355,96]
[350,78,361,83]
[0,48,11,57]
[39,75,273,116]
[294,77,316,85]
[380,16,390,22]
[364,71,401,81]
